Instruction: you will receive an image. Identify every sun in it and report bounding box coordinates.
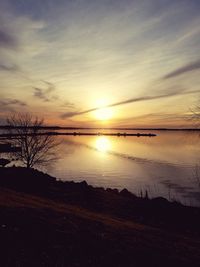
[94,98,114,121]
[95,107,113,120]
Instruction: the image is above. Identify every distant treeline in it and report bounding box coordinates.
[0,132,156,137]
[0,125,199,131]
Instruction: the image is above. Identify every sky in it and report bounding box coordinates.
[0,0,200,128]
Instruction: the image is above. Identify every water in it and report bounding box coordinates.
[1,129,200,206]
[46,130,200,206]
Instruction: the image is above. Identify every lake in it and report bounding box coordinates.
[43,130,200,206]
[1,129,200,206]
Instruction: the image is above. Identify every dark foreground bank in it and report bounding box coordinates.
[0,167,200,267]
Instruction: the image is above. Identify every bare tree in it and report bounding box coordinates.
[6,113,59,168]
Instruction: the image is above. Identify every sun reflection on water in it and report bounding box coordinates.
[95,136,111,153]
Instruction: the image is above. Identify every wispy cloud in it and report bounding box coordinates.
[61,89,200,119]
[62,101,75,109]
[0,98,27,107]
[33,81,57,102]
[0,98,27,112]
[0,29,17,49]
[162,60,200,80]
[0,0,200,127]
[0,63,19,72]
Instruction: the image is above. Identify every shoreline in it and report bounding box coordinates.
[0,125,200,131]
[1,167,200,266]
[0,132,157,139]
[1,167,200,230]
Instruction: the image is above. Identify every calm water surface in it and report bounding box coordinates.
[45,130,200,206]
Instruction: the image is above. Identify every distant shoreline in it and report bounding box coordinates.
[0,132,157,138]
[0,125,200,131]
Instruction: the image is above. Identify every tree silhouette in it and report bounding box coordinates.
[6,113,59,168]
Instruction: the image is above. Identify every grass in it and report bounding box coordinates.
[0,167,200,266]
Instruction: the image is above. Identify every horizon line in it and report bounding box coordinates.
[0,125,199,131]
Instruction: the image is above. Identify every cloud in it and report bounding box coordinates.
[0,98,27,112]
[62,101,75,109]
[61,89,200,119]
[33,81,57,102]
[33,81,76,112]
[34,88,49,102]
[0,29,17,49]
[0,5,45,72]
[0,98,27,107]
[162,60,200,80]
[0,0,199,128]
[0,63,19,72]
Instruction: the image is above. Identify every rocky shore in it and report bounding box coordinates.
[0,167,200,266]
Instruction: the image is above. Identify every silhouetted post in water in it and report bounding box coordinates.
[145,190,149,199]
[6,113,59,168]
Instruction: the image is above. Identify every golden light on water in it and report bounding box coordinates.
[95,136,111,153]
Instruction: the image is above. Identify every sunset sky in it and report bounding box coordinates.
[0,0,200,128]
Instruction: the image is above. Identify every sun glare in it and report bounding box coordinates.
[94,98,114,121]
[95,107,113,120]
[95,137,111,153]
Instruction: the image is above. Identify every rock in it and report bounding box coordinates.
[120,188,136,198]
[0,158,10,167]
